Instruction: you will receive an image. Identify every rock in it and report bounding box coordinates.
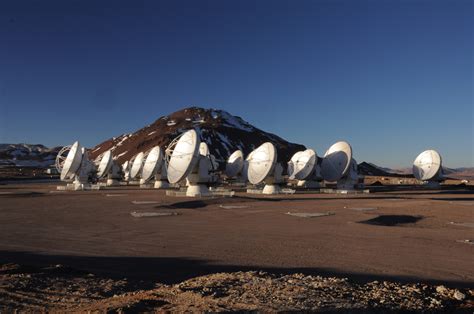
[436,285,448,294]
[453,290,465,301]
[429,297,441,307]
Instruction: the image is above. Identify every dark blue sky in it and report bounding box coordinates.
[0,0,472,167]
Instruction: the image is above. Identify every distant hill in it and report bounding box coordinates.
[361,163,474,180]
[442,167,474,180]
[89,107,306,165]
[357,162,413,178]
[0,144,61,168]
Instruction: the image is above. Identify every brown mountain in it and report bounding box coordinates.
[89,107,306,166]
[357,162,413,178]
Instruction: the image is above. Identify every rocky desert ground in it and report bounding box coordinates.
[0,182,473,312]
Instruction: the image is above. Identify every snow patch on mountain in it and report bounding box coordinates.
[0,144,61,168]
[214,110,254,132]
[89,106,306,165]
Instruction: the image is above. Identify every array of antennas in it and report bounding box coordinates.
[56,130,444,193]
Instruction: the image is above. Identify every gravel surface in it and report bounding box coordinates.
[1,184,473,312]
[1,263,472,312]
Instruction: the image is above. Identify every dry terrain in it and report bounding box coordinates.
[0,182,473,312]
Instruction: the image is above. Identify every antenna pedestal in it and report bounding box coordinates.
[71,182,89,190]
[71,174,92,190]
[154,180,169,189]
[262,184,281,195]
[260,163,284,195]
[186,183,210,197]
[297,180,321,188]
[72,180,90,190]
[422,181,441,188]
[105,166,121,186]
[336,160,359,190]
[70,159,95,190]
[153,165,169,189]
[184,157,213,196]
[106,178,119,187]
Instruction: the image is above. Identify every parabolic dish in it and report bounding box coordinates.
[97,150,113,178]
[167,129,201,184]
[225,150,244,177]
[413,149,442,181]
[288,149,317,180]
[242,150,255,180]
[199,142,209,156]
[141,146,163,182]
[248,142,277,185]
[60,141,82,180]
[122,160,129,172]
[129,152,145,179]
[288,151,303,179]
[320,141,352,182]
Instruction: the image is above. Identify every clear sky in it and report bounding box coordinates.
[0,0,472,168]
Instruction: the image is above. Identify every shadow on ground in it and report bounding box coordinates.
[0,250,472,289]
[358,215,424,226]
[155,193,474,210]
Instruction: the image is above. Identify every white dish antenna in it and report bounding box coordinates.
[55,144,72,173]
[60,141,83,181]
[247,142,276,185]
[225,150,244,178]
[56,141,97,190]
[287,151,303,179]
[121,160,130,181]
[320,141,352,182]
[97,150,113,178]
[288,149,317,180]
[129,152,145,180]
[141,146,164,182]
[122,160,130,173]
[413,150,443,181]
[242,149,255,182]
[166,129,200,184]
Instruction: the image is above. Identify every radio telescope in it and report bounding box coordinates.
[225,150,244,179]
[287,149,322,188]
[320,141,360,190]
[140,146,169,188]
[242,149,255,182]
[247,142,283,194]
[199,142,219,183]
[96,150,122,186]
[413,150,444,186]
[129,152,145,182]
[55,144,72,174]
[56,141,96,190]
[166,129,214,196]
[121,160,131,181]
